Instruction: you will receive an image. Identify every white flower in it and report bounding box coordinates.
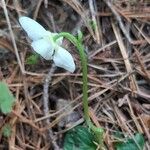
[19,16,75,73]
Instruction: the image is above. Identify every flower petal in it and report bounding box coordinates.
[19,16,47,40]
[31,39,54,60]
[53,46,75,72]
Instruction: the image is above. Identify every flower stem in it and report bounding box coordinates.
[54,32,104,145]
[54,33,89,122]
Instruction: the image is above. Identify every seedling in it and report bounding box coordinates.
[19,16,104,147]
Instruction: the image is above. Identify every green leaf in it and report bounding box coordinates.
[2,124,12,137]
[0,82,15,114]
[63,125,97,150]
[115,133,145,150]
[114,131,124,139]
[26,54,39,65]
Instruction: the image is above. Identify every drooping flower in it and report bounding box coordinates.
[19,16,75,72]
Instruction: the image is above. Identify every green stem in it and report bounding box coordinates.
[54,33,104,145]
[54,33,89,122]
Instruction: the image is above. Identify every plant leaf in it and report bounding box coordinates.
[63,125,97,150]
[0,82,15,114]
[115,133,145,150]
[2,124,12,137]
[26,54,39,65]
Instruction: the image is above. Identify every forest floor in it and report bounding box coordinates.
[0,0,150,149]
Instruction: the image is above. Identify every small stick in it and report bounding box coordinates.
[111,21,138,95]
[43,63,60,150]
[1,0,24,73]
[105,0,133,43]
[33,0,43,20]
[88,0,100,43]
[43,64,56,119]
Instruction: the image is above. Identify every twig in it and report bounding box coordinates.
[126,95,143,133]
[133,23,150,44]
[43,63,60,150]
[1,0,24,73]
[111,21,138,95]
[89,40,117,58]
[44,0,48,8]
[63,0,96,40]
[46,13,56,33]
[43,63,55,120]
[33,0,43,20]
[104,0,133,43]
[88,0,100,43]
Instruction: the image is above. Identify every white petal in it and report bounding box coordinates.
[19,16,47,40]
[53,46,75,72]
[31,39,54,60]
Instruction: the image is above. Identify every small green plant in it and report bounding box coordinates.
[54,32,104,148]
[0,81,15,114]
[19,16,104,149]
[2,124,12,137]
[26,53,39,65]
[115,133,145,150]
[64,125,97,150]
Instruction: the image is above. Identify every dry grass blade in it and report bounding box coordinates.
[63,0,96,40]
[111,21,138,94]
[88,0,101,44]
[105,0,133,43]
[1,0,24,73]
